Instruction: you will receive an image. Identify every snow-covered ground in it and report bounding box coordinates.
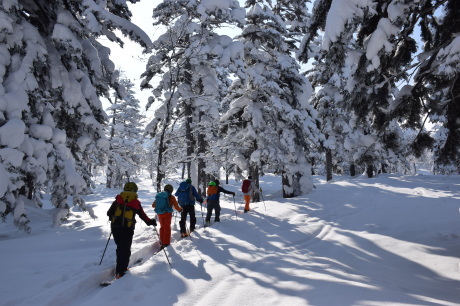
[1,173,459,306]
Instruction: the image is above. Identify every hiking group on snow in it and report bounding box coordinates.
[106,177,260,281]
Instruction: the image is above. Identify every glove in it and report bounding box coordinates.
[259,188,262,192]
[232,192,236,197]
[198,198,203,204]
[149,219,157,227]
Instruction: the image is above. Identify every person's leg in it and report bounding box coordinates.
[159,212,172,245]
[244,195,251,212]
[206,201,213,222]
[158,213,166,245]
[113,227,134,277]
[179,208,187,234]
[215,201,221,222]
[189,206,196,231]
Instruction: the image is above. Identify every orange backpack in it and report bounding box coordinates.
[207,185,218,199]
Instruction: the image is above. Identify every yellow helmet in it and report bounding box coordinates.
[123,182,138,192]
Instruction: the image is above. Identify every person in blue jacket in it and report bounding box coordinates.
[175,178,203,237]
[205,179,235,226]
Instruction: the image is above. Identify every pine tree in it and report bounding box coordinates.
[0,0,152,230]
[300,0,419,178]
[411,0,460,170]
[141,0,245,192]
[221,0,321,197]
[106,77,146,189]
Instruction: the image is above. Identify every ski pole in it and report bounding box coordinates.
[238,199,243,211]
[99,232,112,265]
[233,196,238,220]
[261,192,266,211]
[153,226,172,268]
[200,201,205,229]
[174,211,178,230]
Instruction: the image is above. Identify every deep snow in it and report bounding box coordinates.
[1,173,459,306]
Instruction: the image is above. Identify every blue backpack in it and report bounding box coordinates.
[154,192,172,214]
[176,182,193,205]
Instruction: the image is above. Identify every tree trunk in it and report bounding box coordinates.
[156,97,173,192]
[282,171,294,198]
[366,164,374,178]
[185,58,193,178]
[381,162,387,173]
[181,163,186,179]
[350,164,356,176]
[197,111,207,198]
[225,149,229,184]
[249,164,260,202]
[106,108,116,188]
[326,149,333,181]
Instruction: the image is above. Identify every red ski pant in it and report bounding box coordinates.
[158,212,173,245]
[244,195,251,211]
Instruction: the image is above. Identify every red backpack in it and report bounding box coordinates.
[241,179,251,193]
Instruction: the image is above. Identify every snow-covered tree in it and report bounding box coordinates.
[0,0,151,230]
[141,0,245,192]
[408,0,459,168]
[221,0,321,198]
[300,0,422,178]
[106,77,145,189]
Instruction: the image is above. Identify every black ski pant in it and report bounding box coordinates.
[206,199,221,222]
[112,226,134,276]
[179,205,196,233]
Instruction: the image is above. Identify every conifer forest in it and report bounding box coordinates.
[0,0,458,231]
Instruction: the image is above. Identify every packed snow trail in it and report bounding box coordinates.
[1,174,459,305]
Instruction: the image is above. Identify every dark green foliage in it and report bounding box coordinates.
[411,132,435,158]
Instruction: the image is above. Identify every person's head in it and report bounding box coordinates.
[186,178,192,184]
[123,182,138,192]
[164,184,174,194]
[214,179,220,186]
[248,176,252,180]
[208,181,216,186]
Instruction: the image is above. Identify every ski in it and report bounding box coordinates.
[100,280,115,287]
[100,258,143,287]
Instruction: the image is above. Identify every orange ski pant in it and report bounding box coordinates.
[244,195,251,211]
[158,212,173,245]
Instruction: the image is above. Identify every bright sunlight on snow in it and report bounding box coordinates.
[1,173,459,306]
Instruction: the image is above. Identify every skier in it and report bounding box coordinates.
[205,179,235,226]
[175,178,203,237]
[107,182,157,279]
[241,175,261,213]
[152,184,182,247]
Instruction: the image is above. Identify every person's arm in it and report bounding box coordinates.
[107,201,117,217]
[135,201,153,225]
[219,186,235,196]
[170,196,183,212]
[192,186,203,202]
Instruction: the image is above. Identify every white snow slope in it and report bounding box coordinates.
[1,173,459,306]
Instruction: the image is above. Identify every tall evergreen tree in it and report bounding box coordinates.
[106,77,145,189]
[300,0,413,178]
[410,0,460,170]
[141,0,245,192]
[221,0,321,198]
[0,0,152,230]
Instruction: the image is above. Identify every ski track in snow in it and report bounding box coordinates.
[2,174,460,306]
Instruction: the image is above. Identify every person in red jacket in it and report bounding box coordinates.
[107,182,156,279]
